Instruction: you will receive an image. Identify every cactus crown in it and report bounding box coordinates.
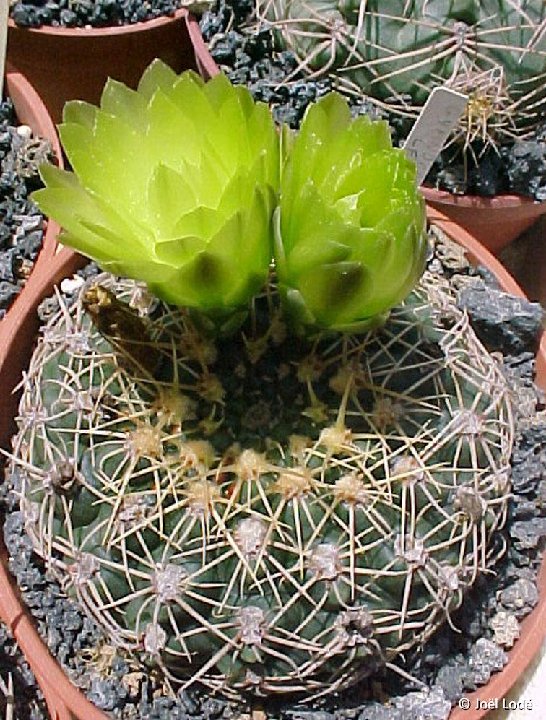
[33,61,425,336]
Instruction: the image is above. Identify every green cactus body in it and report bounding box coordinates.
[11,267,513,697]
[262,0,546,141]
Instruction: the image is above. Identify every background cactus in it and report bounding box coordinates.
[258,0,546,152]
[10,267,513,697]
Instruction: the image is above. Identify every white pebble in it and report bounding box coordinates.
[16,125,33,140]
[60,276,85,294]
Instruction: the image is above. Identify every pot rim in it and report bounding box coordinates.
[184,10,220,79]
[0,209,544,720]
[421,186,546,211]
[7,7,191,38]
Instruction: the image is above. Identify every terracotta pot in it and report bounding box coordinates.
[421,187,546,256]
[0,67,63,330]
[7,9,217,124]
[185,14,220,80]
[0,209,544,720]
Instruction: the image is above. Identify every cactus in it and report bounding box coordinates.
[9,64,512,699]
[10,266,513,697]
[259,0,546,150]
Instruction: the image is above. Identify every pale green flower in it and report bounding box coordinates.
[35,66,426,337]
[34,60,279,332]
[274,93,427,333]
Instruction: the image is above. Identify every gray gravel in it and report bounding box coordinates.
[0,612,48,718]
[0,97,50,320]
[458,284,544,355]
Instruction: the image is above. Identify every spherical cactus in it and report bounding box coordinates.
[16,62,512,701]
[10,267,513,697]
[261,0,546,145]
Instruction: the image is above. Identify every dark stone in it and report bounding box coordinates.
[512,497,540,520]
[466,639,507,687]
[59,8,77,25]
[503,352,536,382]
[469,148,506,197]
[0,104,47,315]
[435,665,466,704]
[0,280,19,310]
[177,689,200,713]
[11,0,188,27]
[284,712,334,720]
[200,697,225,718]
[504,124,546,201]
[511,436,546,495]
[212,39,237,64]
[357,707,402,720]
[10,3,36,26]
[509,517,546,550]
[18,229,44,258]
[88,677,127,711]
[0,251,16,282]
[457,282,544,354]
[476,266,501,290]
[393,687,451,720]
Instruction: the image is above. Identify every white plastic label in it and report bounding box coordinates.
[404,87,468,185]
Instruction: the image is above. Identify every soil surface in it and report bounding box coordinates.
[9,0,199,28]
[0,98,49,321]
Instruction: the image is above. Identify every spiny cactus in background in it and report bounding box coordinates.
[259,0,546,151]
[10,268,513,697]
[33,60,280,335]
[275,93,426,333]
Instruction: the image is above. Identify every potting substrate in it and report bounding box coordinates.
[9,0,211,28]
[0,97,51,321]
[1,225,545,720]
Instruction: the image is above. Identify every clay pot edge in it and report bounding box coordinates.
[7,7,191,38]
[421,187,546,212]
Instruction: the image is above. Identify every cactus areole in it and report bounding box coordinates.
[9,64,515,699]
